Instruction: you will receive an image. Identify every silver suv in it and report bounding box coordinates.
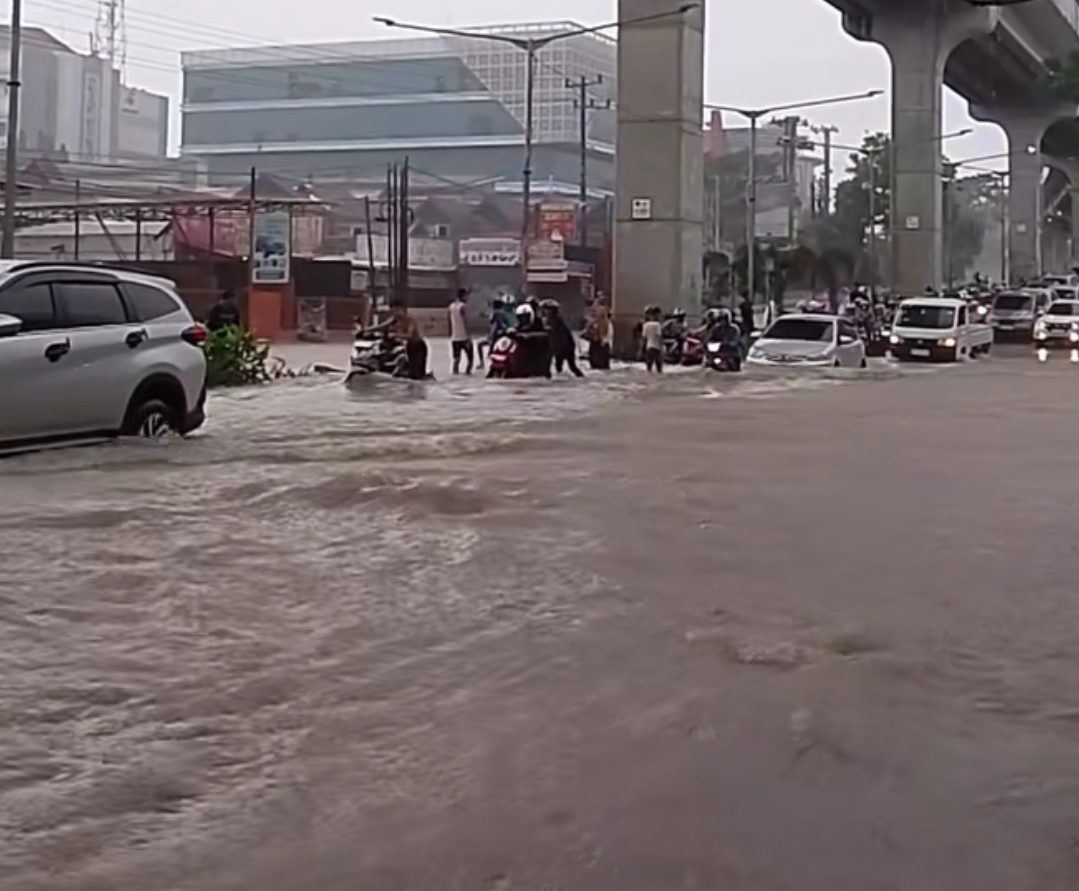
[0,262,208,453]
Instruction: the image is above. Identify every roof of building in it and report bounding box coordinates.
[182,21,614,69]
[0,26,75,54]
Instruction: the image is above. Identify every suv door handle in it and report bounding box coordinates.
[125,329,148,348]
[44,339,70,362]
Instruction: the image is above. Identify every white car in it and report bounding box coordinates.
[1033,299,1079,347]
[746,314,867,368]
[0,262,208,453]
[889,296,992,361]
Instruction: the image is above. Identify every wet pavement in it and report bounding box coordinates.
[4,344,1079,889]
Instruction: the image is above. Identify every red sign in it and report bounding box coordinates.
[536,202,577,242]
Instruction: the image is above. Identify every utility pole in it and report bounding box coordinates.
[781,115,800,247]
[566,74,607,248]
[1,0,23,258]
[813,124,838,216]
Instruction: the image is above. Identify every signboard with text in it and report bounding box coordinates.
[252,210,291,284]
[459,237,520,266]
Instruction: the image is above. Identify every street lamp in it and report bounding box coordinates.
[374,4,699,290]
[706,90,883,310]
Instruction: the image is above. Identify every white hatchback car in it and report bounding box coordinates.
[0,262,208,453]
[746,313,867,368]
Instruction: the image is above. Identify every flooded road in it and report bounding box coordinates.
[4,349,1079,890]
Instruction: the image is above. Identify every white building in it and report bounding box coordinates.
[0,25,168,162]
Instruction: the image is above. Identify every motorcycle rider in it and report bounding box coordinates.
[384,300,428,380]
[661,308,687,362]
[512,302,552,377]
[706,308,742,368]
[542,299,584,378]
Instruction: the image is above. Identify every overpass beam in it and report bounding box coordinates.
[971,107,1079,283]
[849,1,996,293]
[613,0,705,351]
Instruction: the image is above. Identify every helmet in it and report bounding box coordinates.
[673,308,686,319]
[715,308,732,324]
[540,298,560,313]
[515,304,535,323]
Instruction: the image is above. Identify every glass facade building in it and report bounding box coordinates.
[180,24,616,191]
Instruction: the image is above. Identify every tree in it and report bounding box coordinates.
[832,132,891,258]
[943,165,989,285]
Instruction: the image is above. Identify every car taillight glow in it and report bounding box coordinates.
[181,324,208,346]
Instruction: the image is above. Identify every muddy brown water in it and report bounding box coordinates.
[3,353,1079,890]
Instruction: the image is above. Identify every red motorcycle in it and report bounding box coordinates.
[486,334,518,378]
[681,334,704,366]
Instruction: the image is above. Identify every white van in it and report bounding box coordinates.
[888,297,993,362]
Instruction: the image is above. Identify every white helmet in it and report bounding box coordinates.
[515,304,534,323]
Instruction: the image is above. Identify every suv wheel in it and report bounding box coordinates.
[124,397,180,439]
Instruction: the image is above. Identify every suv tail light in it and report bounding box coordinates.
[181,323,208,346]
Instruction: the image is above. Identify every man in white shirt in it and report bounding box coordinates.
[448,289,475,374]
[640,306,664,372]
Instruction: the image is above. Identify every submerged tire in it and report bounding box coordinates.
[123,397,180,439]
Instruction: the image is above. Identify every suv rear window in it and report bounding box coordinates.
[123,282,182,321]
[56,282,129,327]
[0,282,56,332]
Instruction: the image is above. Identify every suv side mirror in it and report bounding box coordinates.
[0,313,22,338]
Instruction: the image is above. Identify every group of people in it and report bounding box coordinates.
[639,300,754,372]
[447,289,615,379]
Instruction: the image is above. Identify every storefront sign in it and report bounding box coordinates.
[459,237,520,266]
[355,234,455,269]
[251,210,291,284]
[537,201,577,242]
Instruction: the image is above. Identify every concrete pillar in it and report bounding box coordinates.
[970,107,1057,284]
[1044,156,1079,270]
[847,1,996,293]
[613,0,704,351]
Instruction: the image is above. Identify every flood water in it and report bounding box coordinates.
[5,349,1074,890]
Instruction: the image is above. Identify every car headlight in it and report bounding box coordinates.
[977,305,988,316]
[940,337,957,348]
[1069,331,1079,343]
[889,334,900,345]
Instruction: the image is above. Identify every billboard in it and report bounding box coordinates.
[251,210,291,284]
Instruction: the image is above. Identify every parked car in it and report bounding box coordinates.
[0,262,208,454]
[888,296,992,362]
[746,314,867,368]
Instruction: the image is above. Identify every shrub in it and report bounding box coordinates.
[203,325,270,388]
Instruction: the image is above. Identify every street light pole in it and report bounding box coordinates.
[708,89,883,310]
[375,5,698,294]
[2,0,23,258]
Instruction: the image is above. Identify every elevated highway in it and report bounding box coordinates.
[828,0,1079,288]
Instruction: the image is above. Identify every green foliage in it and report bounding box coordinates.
[833,132,891,255]
[203,325,270,388]
[1043,52,1079,102]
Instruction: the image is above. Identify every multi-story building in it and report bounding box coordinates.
[180,24,616,193]
[0,26,169,162]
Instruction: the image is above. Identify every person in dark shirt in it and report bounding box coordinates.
[206,289,242,331]
[542,299,584,378]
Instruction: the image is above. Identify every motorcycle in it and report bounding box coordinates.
[487,330,552,379]
[704,339,742,372]
[346,336,410,383]
[486,334,519,379]
[681,334,704,366]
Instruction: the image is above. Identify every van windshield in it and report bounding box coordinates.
[994,293,1032,311]
[896,305,956,330]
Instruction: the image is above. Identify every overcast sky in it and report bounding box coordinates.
[22,0,1010,172]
